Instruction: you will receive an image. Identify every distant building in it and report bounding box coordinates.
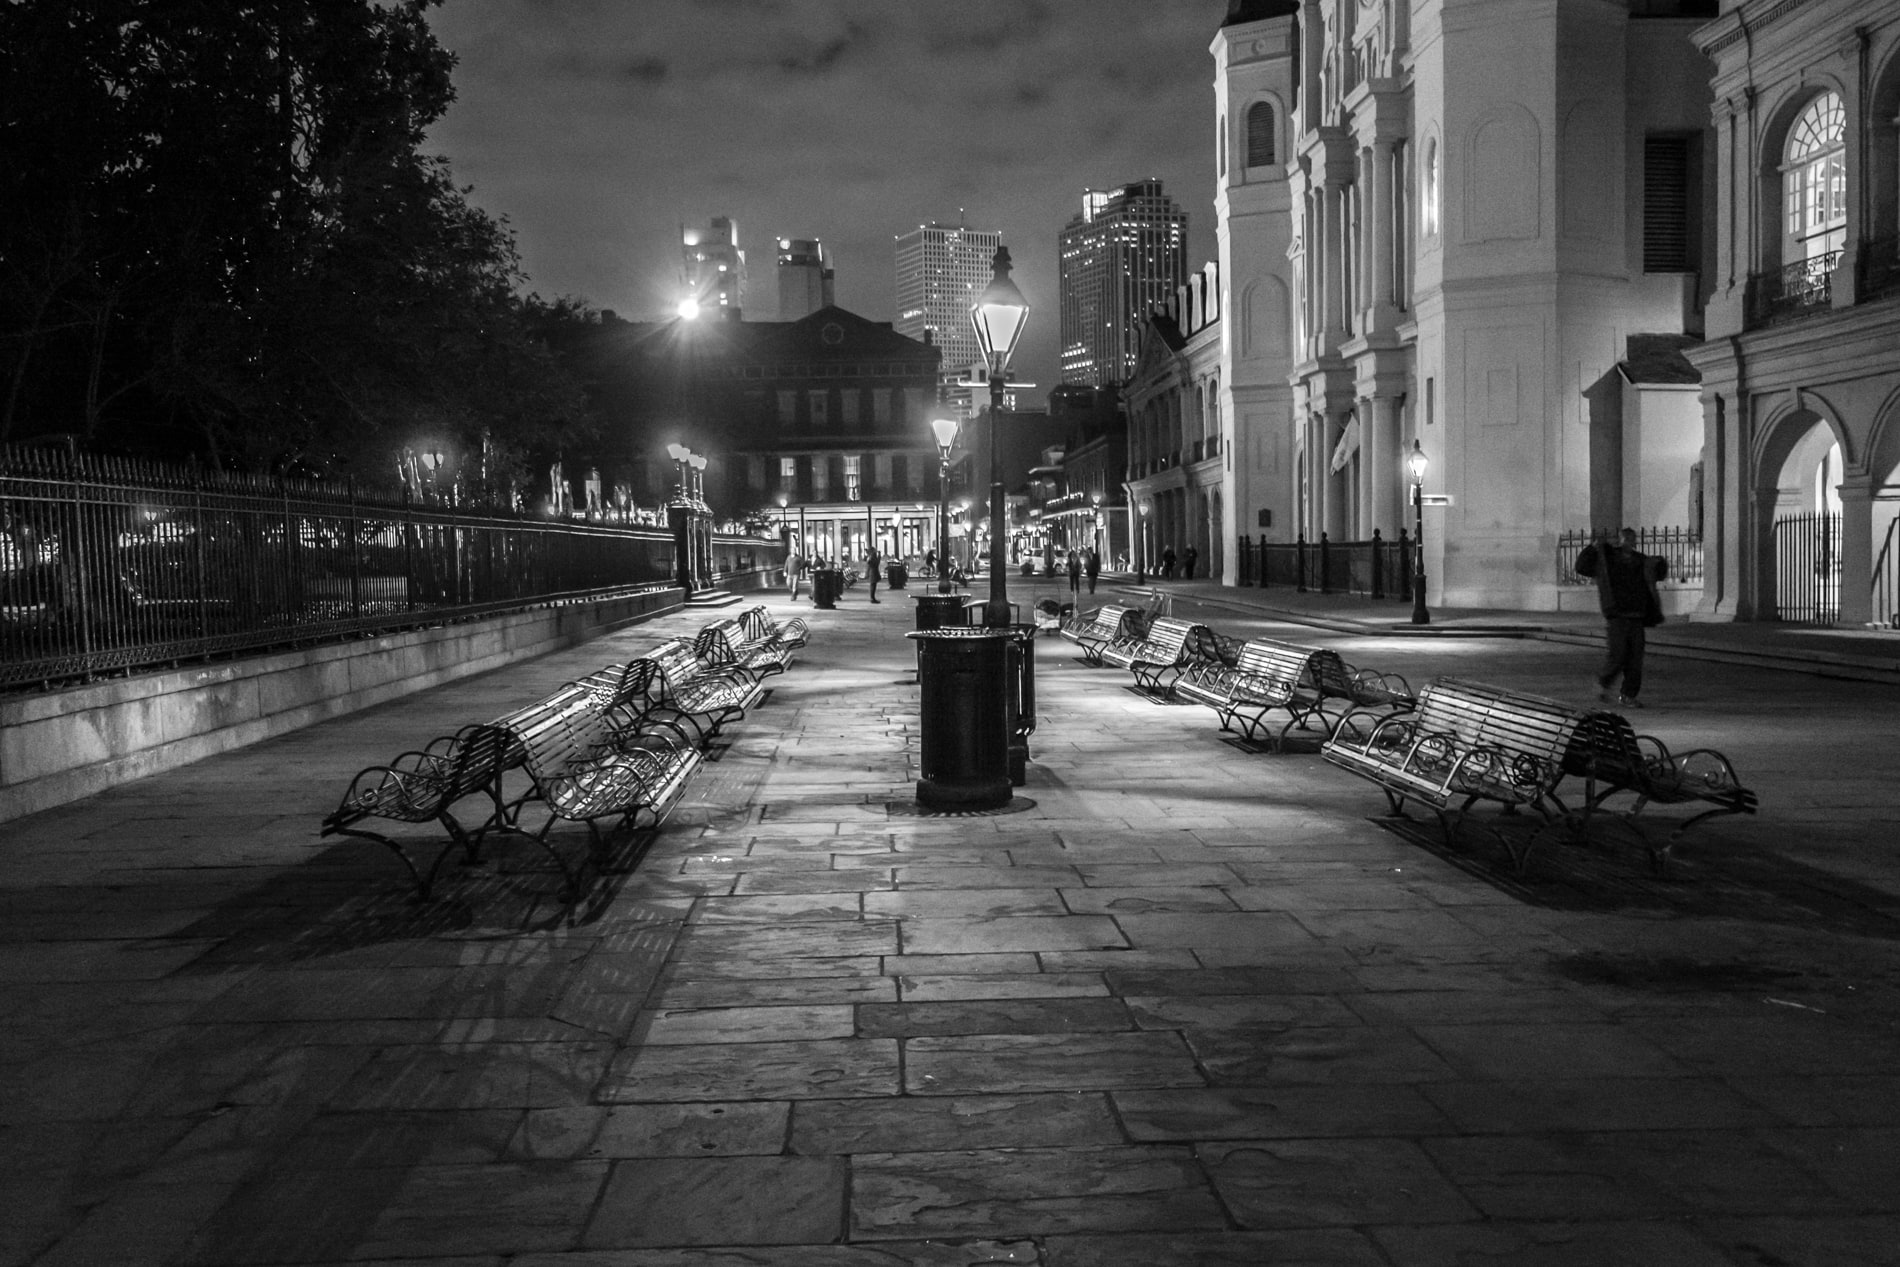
[894,221,1003,414]
[681,216,745,317]
[579,306,947,566]
[1058,179,1189,387]
[1125,263,1223,579]
[776,237,834,321]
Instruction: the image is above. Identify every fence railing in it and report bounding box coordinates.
[1773,511,1840,626]
[1747,250,1839,327]
[1,447,771,692]
[1234,530,1414,600]
[1555,527,1703,588]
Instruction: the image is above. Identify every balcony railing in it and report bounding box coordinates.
[1746,251,1839,327]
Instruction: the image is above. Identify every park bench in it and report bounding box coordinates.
[1321,677,1589,866]
[319,722,514,899]
[492,682,702,893]
[643,636,765,744]
[1559,711,1759,874]
[1100,615,1220,697]
[699,615,794,679]
[740,604,809,653]
[1059,603,1139,665]
[1177,637,1359,750]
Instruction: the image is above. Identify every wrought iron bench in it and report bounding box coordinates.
[319,722,514,899]
[699,615,794,679]
[740,604,809,653]
[1099,615,1220,697]
[1559,711,1759,874]
[1321,677,1589,867]
[1177,638,1353,750]
[494,682,702,893]
[1059,603,1140,665]
[643,636,765,745]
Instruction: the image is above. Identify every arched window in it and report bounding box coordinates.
[1246,102,1276,168]
[1783,91,1846,264]
[1422,139,1440,238]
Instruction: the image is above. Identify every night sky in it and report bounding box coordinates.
[422,0,1228,393]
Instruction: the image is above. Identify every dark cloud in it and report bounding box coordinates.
[623,56,668,84]
[773,19,871,75]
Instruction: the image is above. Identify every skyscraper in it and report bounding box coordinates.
[776,237,833,321]
[1058,180,1188,386]
[681,216,745,317]
[894,220,1003,406]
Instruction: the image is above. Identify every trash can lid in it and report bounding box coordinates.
[905,628,1015,641]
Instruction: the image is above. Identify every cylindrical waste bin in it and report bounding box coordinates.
[813,568,842,609]
[912,592,969,676]
[908,628,1013,810]
[886,562,909,591]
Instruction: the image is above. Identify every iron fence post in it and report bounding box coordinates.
[1319,531,1331,595]
[1371,528,1384,599]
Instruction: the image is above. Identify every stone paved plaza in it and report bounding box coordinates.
[4,580,1900,1265]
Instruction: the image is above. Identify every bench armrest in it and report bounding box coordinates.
[1348,669,1415,708]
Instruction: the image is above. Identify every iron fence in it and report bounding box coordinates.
[1874,515,1900,630]
[1555,526,1703,588]
[1235,530,1413,600]
[1,447,770,692]
[1772,511,1840,626]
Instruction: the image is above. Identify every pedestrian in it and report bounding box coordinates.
[1161,545,1177,579]
[866,546,881,603]
[1183,545,1198,580]
[1067,550,1082,598]
[1085,548,1100,594]
[786,546,805,600]
[924,547,937,577]
[1574,527,1667,707]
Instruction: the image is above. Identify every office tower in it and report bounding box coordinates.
[681,216,745,317]
[894,220,1004,403]
[1058,179,1188,386]
[776,238,835,321]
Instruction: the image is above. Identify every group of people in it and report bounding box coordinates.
[1063,548,1104,596]
[1153,545,1198,580]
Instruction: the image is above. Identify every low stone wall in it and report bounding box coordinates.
[0,587,688,823]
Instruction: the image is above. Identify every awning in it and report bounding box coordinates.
[1329,417,1360,474]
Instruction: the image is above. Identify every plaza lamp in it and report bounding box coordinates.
[969,247,1030,628]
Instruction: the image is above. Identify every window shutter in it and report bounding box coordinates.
[1643,136,1691,273]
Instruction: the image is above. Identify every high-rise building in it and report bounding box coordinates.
[894,220,1003,406]
[1058,180,1189,387]
[776,238,834,321]
[681,216,745,318]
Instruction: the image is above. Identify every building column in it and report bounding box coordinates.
[1838,480,1875,625]
[1368,393,1403,536]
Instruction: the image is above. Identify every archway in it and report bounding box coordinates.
[1756,409,1844,623]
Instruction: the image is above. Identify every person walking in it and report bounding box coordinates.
[1574,527,1667,707]
[1066,550,1082,600]
[1085,548,1100,594]
[786,546,805,600]
[1183,545,1198,580]
[1160,545,1177,579]
[866,547,882,603]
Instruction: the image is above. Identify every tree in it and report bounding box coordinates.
[0,0,594,479]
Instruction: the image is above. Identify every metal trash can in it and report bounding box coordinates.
[908,628,1013,810]
[813,568,843,609]
[886,562,909,591]
[911,592,968,675]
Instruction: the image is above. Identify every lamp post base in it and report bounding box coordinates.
[1411,573,1430,625]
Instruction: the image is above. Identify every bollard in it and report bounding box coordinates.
[909,629,1014,810]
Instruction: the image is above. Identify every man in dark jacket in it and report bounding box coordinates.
[1574,528,1666,707]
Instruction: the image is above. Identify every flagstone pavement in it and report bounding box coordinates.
[3,576,1900,1266]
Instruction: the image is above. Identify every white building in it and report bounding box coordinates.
[1684,0,1900,626]
[1214,0,1720,609]
[681,216,746,317]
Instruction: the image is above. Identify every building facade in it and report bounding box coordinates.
[1217,0,1719,609]
[775,238,834,321]
[1125,263,1226,578]
[1685,0,1900,626]
[894,221,1004,415]
[1058,180,1190,387]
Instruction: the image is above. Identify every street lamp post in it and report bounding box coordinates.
[931,415,959,595]
[969,247,1030,629]
[1409,439,1430,625]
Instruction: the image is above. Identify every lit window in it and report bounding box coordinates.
[1783,91,1846,263]
[1423,140,1440,238]
[844,454,862,502]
